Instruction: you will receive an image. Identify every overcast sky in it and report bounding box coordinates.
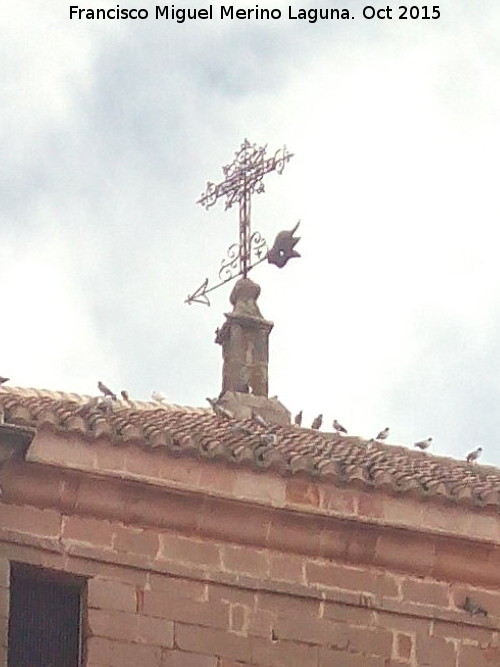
[2,1,500,464]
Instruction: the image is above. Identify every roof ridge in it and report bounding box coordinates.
[1,385,499,508]
[0,386,209,414]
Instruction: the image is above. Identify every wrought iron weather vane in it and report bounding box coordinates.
[185,139,301,306]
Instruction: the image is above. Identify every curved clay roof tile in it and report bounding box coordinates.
[3,385,500,509]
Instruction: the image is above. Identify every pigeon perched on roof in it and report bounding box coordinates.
[333,419,347,434]
[466,447,482,463]
[376,427,389,440]
[311,414,323,430]
[0,377,9,385]
[414,437,432,451]
[96,396,114,413]
[206,397,233,419]
[151,390,167,404]
[294,410,303,427]
[206,397,217,410]
[252,411,268,428]
[97,381,117,400]
[260,433,279,446]
[462,596,487,616]
[76,396,100,414]
[120,390,130,401]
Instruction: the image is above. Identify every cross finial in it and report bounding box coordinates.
[186,139,298,306]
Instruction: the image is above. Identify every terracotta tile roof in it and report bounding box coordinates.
[1,386,499,508]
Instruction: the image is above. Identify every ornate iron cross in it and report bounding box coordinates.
[186,139,300,306]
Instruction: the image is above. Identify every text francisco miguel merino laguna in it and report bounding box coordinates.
[69,5,355,22]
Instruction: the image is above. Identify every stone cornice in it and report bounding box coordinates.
[1,434,500,588]
[22,430,500,547]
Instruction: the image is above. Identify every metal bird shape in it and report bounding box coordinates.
[151,390,167,404]
[0,377,9,385]
[121,390,130,401]
[333,419,347,434]
[311,414,323,430]
[267,221,301,268]
[462,596,487,616]
[414,437,432,451]
[97,381,117,400]
[294,410,303,426]
[376,427,390,440]
[466,447,482,463]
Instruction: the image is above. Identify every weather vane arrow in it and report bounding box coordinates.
[185,138,301,306]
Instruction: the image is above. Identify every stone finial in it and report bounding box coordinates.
[215,278,273,398]
[229,278,263,315]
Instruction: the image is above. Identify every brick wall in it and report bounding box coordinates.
[1,497,499,667]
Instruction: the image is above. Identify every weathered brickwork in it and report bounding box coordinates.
[1,497,499,667]
[1,412,500,667]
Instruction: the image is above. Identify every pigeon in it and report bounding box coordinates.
[414,437,432,451]
[376,427,390,440]
[333,419,347,434]
[252,411,268,428]
[206,397,233,419]
[311,414,323,430]
[294,410,303,427]
[260,433,279,446]
[0,377,9,385]
[96,396,114,413]
[462,596,487,616]
[97,381,117,400]
[76,396,100,414]
[466,447,482,463]
[151,390,167,404]
[120,390,130,401]
[206,397,217,410]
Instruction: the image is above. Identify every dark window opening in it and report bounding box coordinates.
[8,563,85,667]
